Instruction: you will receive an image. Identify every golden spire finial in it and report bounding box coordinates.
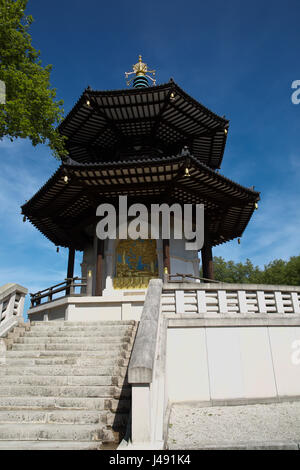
[125,55,156,88]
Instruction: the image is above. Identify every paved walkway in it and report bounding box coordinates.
[167,401,300,449]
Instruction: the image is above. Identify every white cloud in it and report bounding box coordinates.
[0,139,59,244]
[0,265,66,294]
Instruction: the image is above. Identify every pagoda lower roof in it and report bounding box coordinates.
[58,81,229,169]
[21,153,260,250]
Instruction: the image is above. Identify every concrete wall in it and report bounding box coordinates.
[166,325,300,403]
[68,301,144,322]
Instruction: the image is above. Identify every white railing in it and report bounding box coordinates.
[0,283,28,337]
[162,282,300,316]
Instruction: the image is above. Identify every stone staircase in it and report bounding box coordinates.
[0,320,137,450]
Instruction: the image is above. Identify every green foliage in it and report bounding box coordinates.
[0,0,66,158]
[261,259,287,285]
[201,255,300,286]
[208,257,259,283]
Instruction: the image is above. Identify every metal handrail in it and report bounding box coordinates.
[166,273,221,283]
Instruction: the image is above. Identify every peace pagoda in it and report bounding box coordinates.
[3,57,300,453]
[21,56,259,321]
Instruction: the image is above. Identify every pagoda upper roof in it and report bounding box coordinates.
[58,80,229,169]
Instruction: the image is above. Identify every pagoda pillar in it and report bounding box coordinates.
[163,239,171,277]
[95,239,105,296]
[66,247,75,295]
[201,243,214,281]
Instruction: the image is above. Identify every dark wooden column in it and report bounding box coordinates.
[66,247,75,295]
[95,239,105,296]
[163,239,171,277]
[201,243,214,281]
[67,247,75,279]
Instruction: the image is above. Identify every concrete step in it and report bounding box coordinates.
[19,335,132,343]
[23,325,133,338]
[0,440,104,450]
[0,385,130,399]
[5,357,127,367]
[11,342,130,351]
[0,423,115,442]
[0,365,127,377]
[27,328,134,336]
[16,331,122,340]
[30,321,136,327]
[6,350,131,359]
[0,319,136,449]
[0,409,129,426]
[0,396,130,411]
[0,385,125,398]
[0,409,108,424]
[0,375,123,387]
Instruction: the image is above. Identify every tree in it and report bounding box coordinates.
[0,0,66,158]
[201,255,300,286]
[285,256,300,285]
[261,259,288,285]
[208,256,263,284]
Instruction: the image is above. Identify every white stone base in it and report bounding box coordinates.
[27,292,147,322]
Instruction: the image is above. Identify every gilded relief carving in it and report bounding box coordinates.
[114,239,158,289]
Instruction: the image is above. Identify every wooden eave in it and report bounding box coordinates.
[21,154,259,250]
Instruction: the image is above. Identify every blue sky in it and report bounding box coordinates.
[1,0,300,314]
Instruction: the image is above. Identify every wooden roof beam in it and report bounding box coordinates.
[168,100,214,132]
[174,182,248,209]
[150,89,174,137]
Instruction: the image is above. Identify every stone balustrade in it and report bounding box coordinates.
[0,283,28,337]
[162,282,300,316]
